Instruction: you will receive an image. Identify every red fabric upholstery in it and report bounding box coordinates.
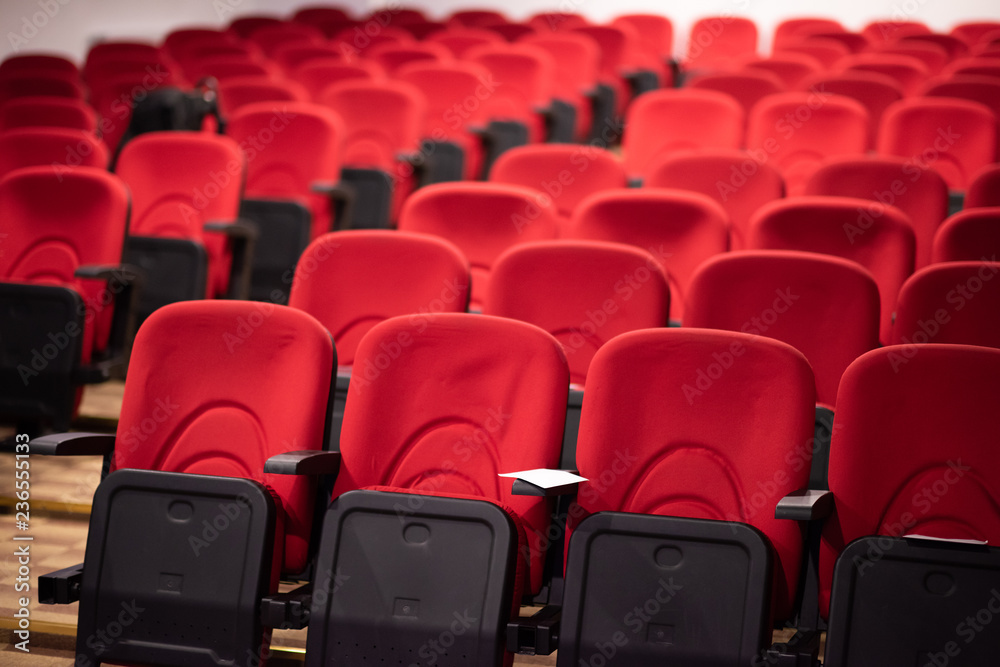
[225,101,344,240]
[747,196,915,342]
[518,33,600,142]
[333,313,569,594]
[951,21,1000,45]
[0,54,78,78]
[773,18,845,51]
[270,44,344,74]
[877,97,997,191]
[292,59,383,101]
[839,53,929,95]
[623,89,745,180]
[0,127,108,179]
[891,261,1000,349]
[744,54,823,89]
[368,42,451,75]
[288,230,470,366]
[798,71,903,149]
[0,165,130,361]
[466,43,556,142]
[746,92,869,196]
[227,16,284,39]
[449,10,509,28]
[88,73,176,151]
[878,41,950,74]
[0,72,84,105]
[572,24,654,112]
[245,23,325,58]
[684,17,759,71]
[965,163,1000,208]
[644,148,785,250]
[489,144,627,221]
[115,131,245,298]
[612,14,674,63]
[804,155,950,269]
[567,188,729,322]
[396,60,493,180]
[484,240,669,386]
[426,27,504,58]
[112,300,336,573]
[217,77,309,116]
[933,207,1000,262]
[686,250,880,408]
[778,39,851,70]
[901,33,969,60]
[819,344,1000,618]
[572,328,816,621]
[398,182,561,310]
[0,97,97,133]
[687,70,786,118]
[862,20,932,46]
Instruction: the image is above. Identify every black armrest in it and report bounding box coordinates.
[260,583,312,629]
[312,181,356,231]
[507,604,560,655]
[74,264,139,282]
[511,479,580,497]
[32,432,115,456]
[204,219,257,300]
[775,489,833,521]
[73,264,141,371]
[627,177,643,188]
[264,450,341,476]
[39,562,84,604]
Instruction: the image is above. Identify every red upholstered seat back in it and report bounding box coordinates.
[644,148,785,250]
[686,250,880,408]
[288,230,470,366]
[466,43,555,140]
[622,89,745,180]
[932,207,1000,262]
[0,97,98,133]
[687,70,786,118]
[216,77,309,116]
[398,182,561,310]
[685,17,759,70]
[573,328,816,620]
[891,261,1000,349]
[877,97,997,190]
[112,300,336,573]
[0,165,130,359]
[518,33,599,141]
[333,313,569,594]
[965,163,1000,209]
[746,93,869,196]
[568,188,729,322]
[291,59,383,101]
[489,144,626,220]
[747,196,915,342]
[0,127,108,179]
[797,71,903,149]
[805,155,950,269]
[484,240,670,386]
[819,344,1000,618]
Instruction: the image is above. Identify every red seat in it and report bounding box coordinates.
[466,42,556,142]
[245,23,326,59]
[331,26,413,61]
[571,327,816,622]
[773,18,846,50]
[270,44,346,74]
[527,12,589,33]
[0,127,108,178]
[922,75,1000,155]
[113,300,336,575]
[687,70,786,118]
[744,53,824,88]
[932,207,1000,262]
[0,53,78,78]
[227,15,284,39]
[684,16,759,71]
[901,33,969,60]
[519,32,601,142]
[877,40,950,74]
[288,230,470,366]
[804,155,950,268]
[186,56,280,82]
[87,73,176,153]
[572,24,664,111]
[862,20,932,46]
[484,240,670,386]
[291,6,350,28]
[488,143,627,221]
[645,149,785,250]
[818,344,1000,619]
[612,14,674,66]
[367,42,451,74]
[216,76,309,116]
[0,166,131,431]
[115,131,246,299]
[965,163,1000,208]
[942,55,1000,79]
[0,96,97,133]
[396,61,493,181]
[0,72,84,104]
[799,71,904,148]
[877,97,997,191]
[686,250,880,409]
[485,22,537,42]
[746,92,869,196]
[747,196,915,341]
[951,21,1000,46]
[838,53,929,95]
[398,182,561,310]
[809,31,871,55]
[622,89,745,181]
[777,38,852,69]
[291,58,383,100]
[225,101,345,240]
[426,27,504,58]
[332,312,569,596]
[567,188,729,322]
[448,10,508,28]
[891,261,1000,348]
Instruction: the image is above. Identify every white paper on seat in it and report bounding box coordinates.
[498,469,588,488]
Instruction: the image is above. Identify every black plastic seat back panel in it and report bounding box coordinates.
[76,469,276,667]
[558,512,772,666]
[123,235,207,325]
[306,489,518,667]
[240,198,311,304]
[824,536,1000,666]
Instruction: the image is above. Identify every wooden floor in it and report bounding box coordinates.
[1,381,803,665]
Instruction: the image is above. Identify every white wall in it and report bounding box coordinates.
[2,0,999,62]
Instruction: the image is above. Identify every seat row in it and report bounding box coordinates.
[31,298,1000,666]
